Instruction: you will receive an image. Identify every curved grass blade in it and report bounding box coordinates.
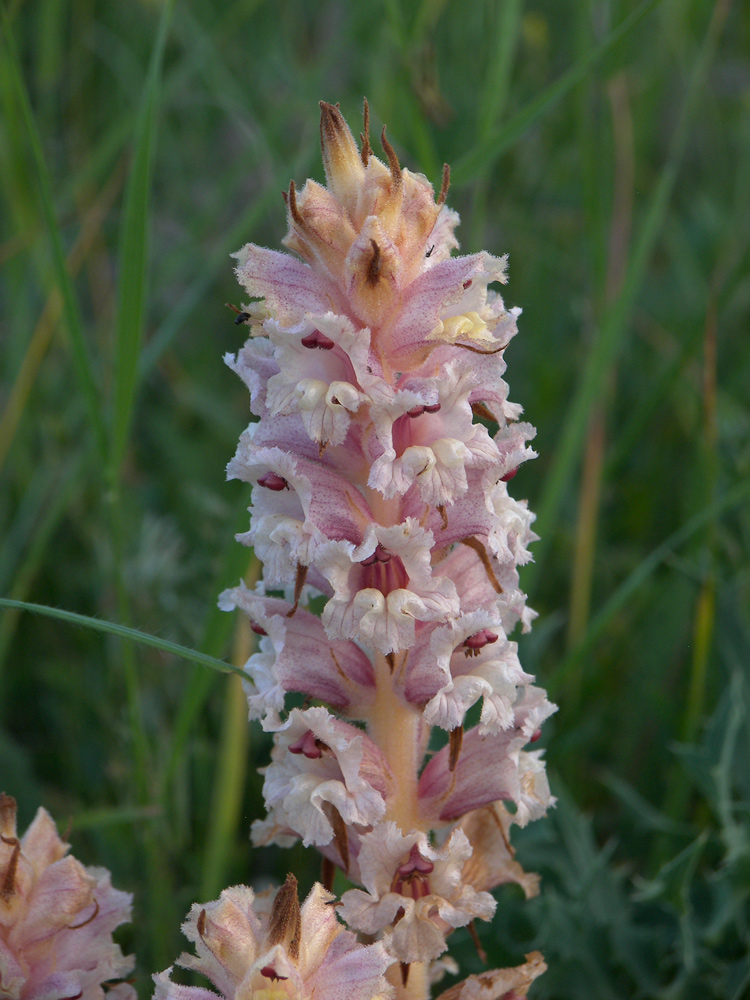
[0,597,247,680]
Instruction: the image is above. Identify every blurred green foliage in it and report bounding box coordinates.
[1,0,749,995]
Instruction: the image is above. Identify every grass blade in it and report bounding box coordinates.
[452,0,662,186]
[525,0,731,593]
[0,6,107,459]
[110,0,175,472]
[0,597,247,680]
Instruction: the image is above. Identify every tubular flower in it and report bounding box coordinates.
[222,101,554,993]
[0,794,135,1000]
[154,876,394,1000]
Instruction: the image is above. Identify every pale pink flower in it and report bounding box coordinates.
[257,707,392,849]
[154,876,394,1000]
[434,952,546,1000]
[339,823,495,964]
[0,794,134,1000]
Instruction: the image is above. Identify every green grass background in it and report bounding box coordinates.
[1,0,749,996]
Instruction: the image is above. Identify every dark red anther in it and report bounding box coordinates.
[250,623,268,636]
[463,629,499,651]
[530,729,542,743]
[391,843,434,900]
[289,729,324,759]
[301,329,335,350]
[257,471,289,491]
[260,967,288,981]
[406,405,425,418]
[463,279,472,289]
[396,843,435,878]
[361,544,391,566]
[501,467,518,482]
[423,402,441,414]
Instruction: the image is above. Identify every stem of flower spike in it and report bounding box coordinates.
[368,652,426,834]
[386,960,429,1000]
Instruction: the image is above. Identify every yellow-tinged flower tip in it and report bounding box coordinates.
[319,101,366,214]
[281,100,452,326]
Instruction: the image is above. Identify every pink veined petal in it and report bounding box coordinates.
[233,245,343,324]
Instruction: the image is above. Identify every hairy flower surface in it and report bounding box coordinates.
[154,876,393,1000]
[224,100,554,992]
[0,794,134,1000]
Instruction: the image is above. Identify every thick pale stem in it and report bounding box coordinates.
[387,961,430,1000]
[367,652,426,833]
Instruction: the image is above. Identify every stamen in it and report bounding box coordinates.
[471,401,496,423]
[530,729,542,743]
[406,405,425,418]
[380,126,401,186]
[196,909,206,938]
[288,729,325,759]
[360,98,371,165]
[267,873,302,961]
[462,629,499,656]
[323,801,350,874]
[257,472,289,491]
[437,163,450,205]
[501,467,518,482]
[320,855,335,891]
[301,329,335,350]
[286,562,309,617]
[448,725,464,772]
[260,967,288,981]
[361,544,391,566]
[423,402,441,413]
[366,238,382,287]
[287,179,303,227]
[437,504,448,530]
[460,537,503,593]
[467,920,488,964]
[68,898,100,929]
[250,622,268,636]
[453,341,506,356]
[0,835,20,901]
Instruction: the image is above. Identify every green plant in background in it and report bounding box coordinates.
[1,0,748,996]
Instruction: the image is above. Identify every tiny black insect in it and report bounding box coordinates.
[426,245,435,258]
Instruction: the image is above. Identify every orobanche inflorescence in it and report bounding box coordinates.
[157,100,556,1000]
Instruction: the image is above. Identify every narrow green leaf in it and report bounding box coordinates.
[110,0,175,472]
[548,479,750,695]
[526,0,731,591]
[0,6,107,459]
[0,597,247,680]
[452,0,663,186]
